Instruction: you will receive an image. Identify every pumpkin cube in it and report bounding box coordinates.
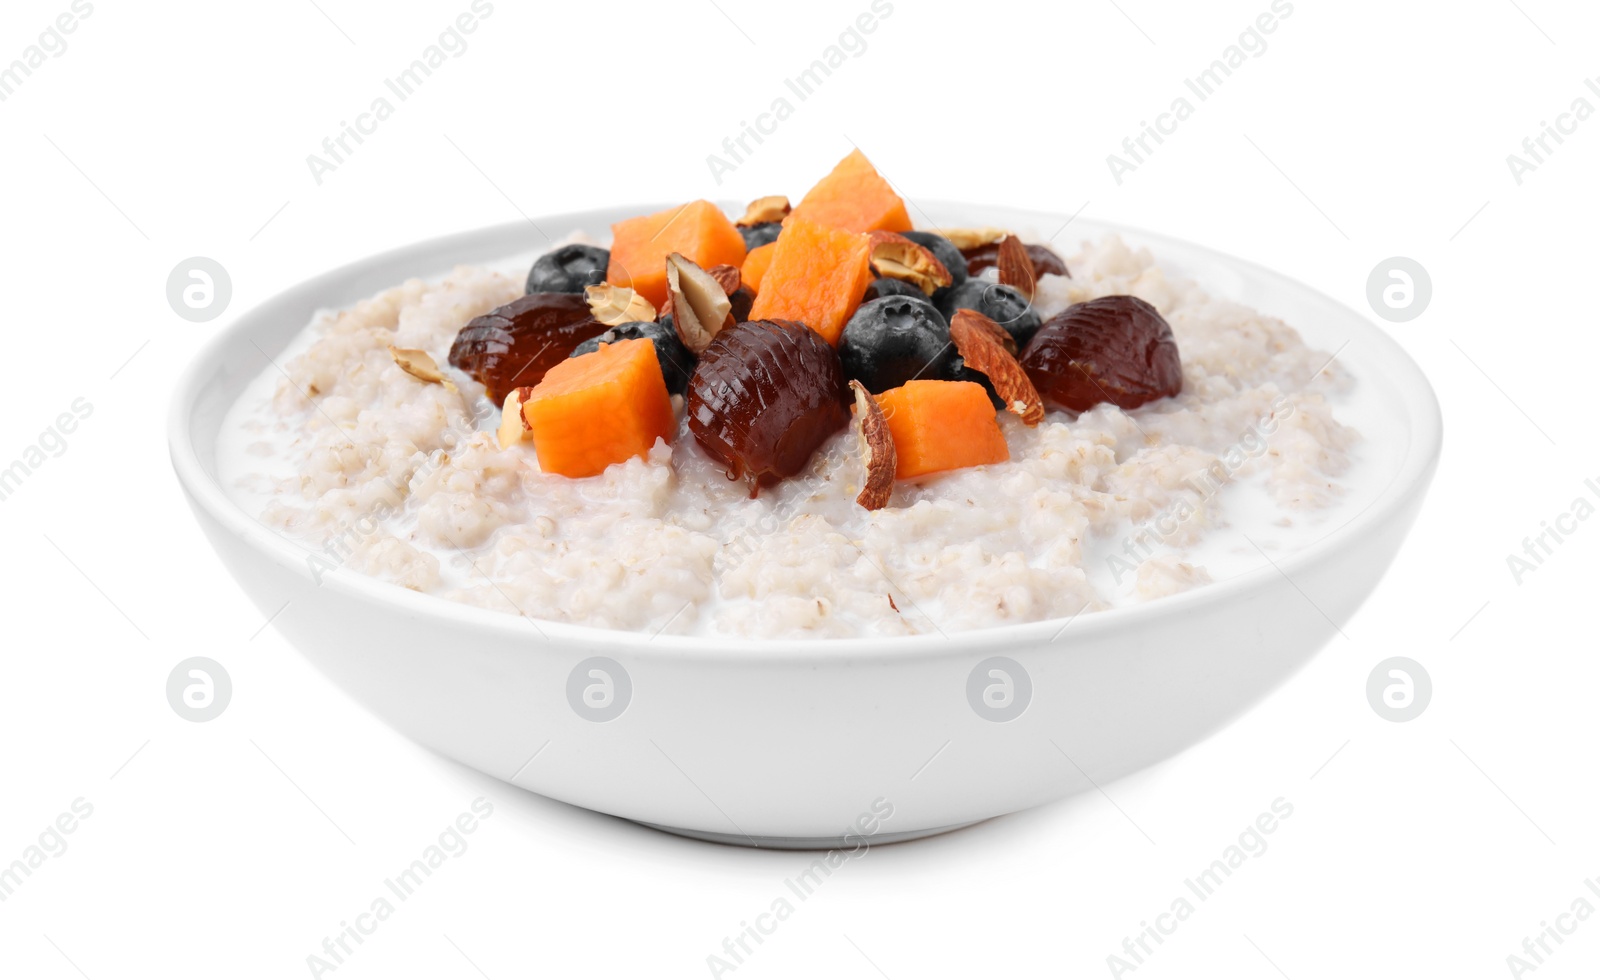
[787,149,913,234]
[523,339,674,478]
[875,380,1010,479]
[741,241,777,294]
[607,201,747,309]
[746,218,872,346]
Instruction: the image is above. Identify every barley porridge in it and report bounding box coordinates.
[219,152,1362,639]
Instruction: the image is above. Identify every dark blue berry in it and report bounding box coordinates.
[862,277,929,303]
[739,222,782,251]
[569,320,696,395]
[526,244,610,295]
[938,279,1042,349]
[839,296,956,394]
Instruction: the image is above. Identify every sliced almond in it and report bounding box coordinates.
[496,386,535,449]
[936,227,1009,250]
[584,283,657,326]
[866,231,952,296]
[662,263,742,321]
[666,252,734,355]
[949,309,1044,426]
[995,234,1037,300]
[958,303,1018,355]
[849,380,895,510]
[737,195,791,227]
[388,346,457,392]
[706,264,743,294]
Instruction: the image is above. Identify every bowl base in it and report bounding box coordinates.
[635,819,984,849]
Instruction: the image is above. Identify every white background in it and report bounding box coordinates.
[2,0,1597,976]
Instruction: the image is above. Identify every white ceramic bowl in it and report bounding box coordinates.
[170,205,1443,847]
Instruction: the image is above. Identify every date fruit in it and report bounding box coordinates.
[687,319,850,492]
[448,293,607,403]
[963,241,1070,279]
[1019,295,1182,413]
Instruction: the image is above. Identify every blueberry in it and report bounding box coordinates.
[900,231,969,292]
[839,296,956,394]
[569,320,696,395]
[526,244,610,295]
[739,222,782,251]
[862,277,929,303]
[938,279,1042,348]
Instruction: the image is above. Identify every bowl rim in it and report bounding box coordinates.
[168,202,1444,662]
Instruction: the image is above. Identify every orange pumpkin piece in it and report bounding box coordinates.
[607,201,747,308]
[741,241,777,294]
[746,218,873,346]
[522,338,674,479]
[875,380,1010,480]
[787,149,913,235]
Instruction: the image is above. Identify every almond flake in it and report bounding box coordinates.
[737,195,791,226]
[584,283,657,326]
[663,263,743,321]
[866,231,952,295]
[954,302,1017,354]
[996,234,1037,300]
[497,386,535,449]
[706,264,743,294]
[949,310,1044,426]
[666,252,734,355]
[388,346,457,392]
[936,227,1010,250]
[849,380,896,510]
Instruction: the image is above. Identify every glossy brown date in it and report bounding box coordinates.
[448,293,608,403]
[962,242,1070,279]
[1019,295,1182,413]
[687,319,850,493]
